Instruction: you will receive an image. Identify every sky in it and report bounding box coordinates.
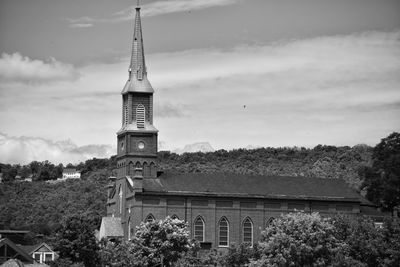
[1,0,400,164]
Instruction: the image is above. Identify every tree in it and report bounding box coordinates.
[1,164,18,182]
[134,216,195,267]
[54,215,100,267]
[362,132,400,213]
[380,217,400,266]
[19,165,31,178]
[99,239,147,267]
[332,215,400,267]
[100,217,194,267]
[332,215,384,267]
[250,212,348,267]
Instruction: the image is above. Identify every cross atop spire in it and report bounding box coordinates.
[128,5,146,81]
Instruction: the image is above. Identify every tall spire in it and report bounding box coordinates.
[129,6,146,81]
[122,4,153,94]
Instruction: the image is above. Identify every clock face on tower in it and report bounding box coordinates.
[138,141,145,150]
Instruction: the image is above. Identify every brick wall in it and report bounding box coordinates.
[121,193,359,248]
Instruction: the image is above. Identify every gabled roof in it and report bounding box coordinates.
[19,242,54,254]
[0,238,34,264]
[17,245,36,254]
[142,172,362,201]
[99,217,123,240]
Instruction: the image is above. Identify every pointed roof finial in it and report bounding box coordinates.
[136,0,140,8]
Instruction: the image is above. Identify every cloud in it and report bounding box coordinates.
[155,103,184,117]
[0,52,79,84]
[0,132,115,165]
[65,16,95,28]
[67,0,241,27]
[130,0,237,18]
[1,30,399,156]
[69,23,93,28]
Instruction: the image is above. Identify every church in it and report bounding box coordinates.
[99,5,379,248]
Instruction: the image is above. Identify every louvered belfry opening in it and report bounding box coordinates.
[136,104,145,128]
[123,95,129,125]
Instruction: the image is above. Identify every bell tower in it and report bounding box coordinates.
[116,6,158,178]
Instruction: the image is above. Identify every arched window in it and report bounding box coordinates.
[150,162,156,177]
[118,186,123,214]
[218,217,229,247]
[136,104,145,129]
[243,217,253,243]
[194,217,205,242]
[171,214,179,220]
[145,214,155,223]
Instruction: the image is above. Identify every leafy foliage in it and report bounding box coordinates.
[0,169,109,241]
[361,132,400,212]
[100,217,195,267]
[133,217,195,266]
[99,239,146,267]
[332,215,400,267]
[250,212,347,267]
[221,243,261,267]
[250,213,400,267]
[54,215,100,267]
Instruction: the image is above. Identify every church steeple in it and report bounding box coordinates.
[117,4,158,179]
[122,5,153,94]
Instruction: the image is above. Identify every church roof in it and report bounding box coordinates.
[142,172,361,202]
[117,121,158,134]
[99,217,123,239]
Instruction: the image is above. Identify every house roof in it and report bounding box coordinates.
[19,243,54,255]
[142,172,362,201]
[0,238,34,264]
[62,168,78,173]
[18,245,36,254]
[100,217,123,238]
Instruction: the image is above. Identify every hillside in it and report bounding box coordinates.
[0,144,373,241]
[158,144,373,188]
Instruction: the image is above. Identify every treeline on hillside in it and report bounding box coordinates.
[1,145,373,188]
[0,169,110,244]
[0,157,117,182]
[158,144,373,188]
